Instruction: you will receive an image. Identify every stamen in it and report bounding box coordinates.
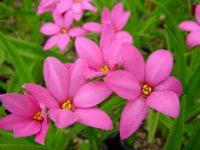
[142,84,153,96]
[60,28,68,34]
[100,65,110,72]
[33,111,43,121]
[61,100,72,110]
[74,0,81,2]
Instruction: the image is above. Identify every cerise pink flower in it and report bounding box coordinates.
[55,0,97,21]
[0,94,49,144]
[75,24,123,79]
[179,5,200,48]
[83,3,132,43]
[37,0,59,15]
[104,43,182,139]
[24,57,113,130]
[40,12,87,51]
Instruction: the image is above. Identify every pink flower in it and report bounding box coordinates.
[24,57,113,130]
[179,5,200,48]
[83,3,132,43]
[104,44,182,139]
[55,0,97,21]
[75,24,123,79]
[37,0,59,15]
[40,12,87,51]
[0,94,49,144]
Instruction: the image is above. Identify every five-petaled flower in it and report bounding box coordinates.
[179,4,200,48]
[83,3,132,43]
[24,57,113,130]
[0,94,49,144]
[104,43,182,139]
[40,12,87,51]
[55,0,97,21]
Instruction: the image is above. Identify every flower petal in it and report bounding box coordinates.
[186,31,200,48]
[116,31,133,43]
[57,34,70,51]
[104,70,141,100]
[154,76,183,96]
[146,91,180,118]
[68,27,88,37]
[55,0,73,14]
[83,22,102,33]
[101,8,112,25]
[75,107,113,130]
[53,11,64,27]
[145,50,173,86]
[40,23,60,35]
[13,120,41,138]
[122,43,145,83]
[114,12,130,31]
[85,70,108,79]
[68,59,87,97]
[75,37,104,69]
[120,98,148,139]
[24,83,60,109]
[48,109,79,128]
[72,2,82,14]
[44,57,70,103]
[195,5,200,24]
[73,81,112,107]
[43,35,58,51]
[64,12,73,29]
[0,114,31,130]
[178,21,200,32]
[1,94,37,116]
[82,1,97,12]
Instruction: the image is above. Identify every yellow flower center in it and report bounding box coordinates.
[60,28,68,34]
[100,65,110,72]
[142,84,153,96]
[74,0,81,2]
[33,111,43,121]
[61,100,72,110]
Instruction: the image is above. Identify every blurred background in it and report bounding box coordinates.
[0,0,200,149]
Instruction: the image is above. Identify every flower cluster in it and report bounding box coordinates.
[0,1,183,145]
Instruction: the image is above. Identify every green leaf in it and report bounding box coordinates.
[184,119,200,150]
[164,96,185,150]
[148,109,159,143]
[0,144,53,150]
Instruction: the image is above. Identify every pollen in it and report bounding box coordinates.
[33,111,43,121]
[100,65,110,72]
[60,28,68,34]
[74,0,81,2]
[61,100,72,110]
[142,84,153,96]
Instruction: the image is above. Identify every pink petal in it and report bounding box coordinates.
[68,59,87,97]
[65,63,73,70]
[0,114,31,130]
[82,1,97,12]
[178,21,200,32]
[111,3,124,19]
[145,50,173,87]
[146,91,180,118]
[75,37,104,69]
[40,23,60,35]
[48,109,79,128]
[114,12,130,31]
[57,34,70,51]
[73,81,112,107]
[83,22,102,33]
[75,107,113,130]
[116,31,133,43]
[24,83,60,109]
[72,10,83,21]
[186,31,200,48]
[64,12,73,29]
[101,8,112,25]
[120,98,148,139]
[43,35,58,51]
[55,0,73,14]
[154,76,183,96]
[122,43,145,83]
[44,57,70,103]
[104,70,141,100]
[72,2,82,14]
[195,5,200,24]
[68,27,88,37]
[13,120,41,138]
[85,70,108,79]
[1,94,37,116]
[100,23,116,62]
